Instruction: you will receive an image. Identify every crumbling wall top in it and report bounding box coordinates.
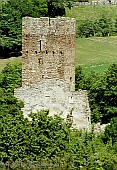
[22,17,76,35]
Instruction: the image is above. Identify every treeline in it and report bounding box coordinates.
[76,16,117,38]
[0,63,117,169]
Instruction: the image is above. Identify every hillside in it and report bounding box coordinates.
[66,5,117,21]
[75,36,117,74]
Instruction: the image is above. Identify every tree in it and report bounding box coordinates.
[75,64,117,124]
[47,0,65,17]
[103,117,117,145]
[0,62,22,93]
[98,15,114,37]
[75,66,85,90]
[0,0,48,58]
[0,0,73,58]
[76,15,116,38]
[47,0,73,17]
[89,64,117,124]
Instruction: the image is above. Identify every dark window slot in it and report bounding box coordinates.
[40,40,41,51]
[38,58,40,64]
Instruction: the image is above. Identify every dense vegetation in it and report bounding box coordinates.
[75,64,117,124]
[76,16,117,38]
[0,63,117,170]
[0,0,73,57]
[0,0,47,57]
[0,1,117,169]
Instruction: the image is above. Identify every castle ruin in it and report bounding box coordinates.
[14,17,91,131]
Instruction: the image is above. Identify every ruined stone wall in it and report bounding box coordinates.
[14,16,91,131]
[22,17,76,91]
[14,78,91,131]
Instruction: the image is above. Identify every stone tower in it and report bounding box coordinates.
[22,17,76,91]
[14,17,91,131]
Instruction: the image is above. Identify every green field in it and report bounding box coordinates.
[75,36,117,74]
[66,5,117,21]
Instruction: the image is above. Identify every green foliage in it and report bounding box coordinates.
[47,0,74,17]
[91,63,117,124]
[75,66,84,90]
[0,0,48,57]
[47,0,65,17]
[103,117,117,145]
[0,62,117,169]
[77,16,116,38]
[75,63,117,124]
[0,62,22,92]
[0,0,73,57]
[1,0,22,56]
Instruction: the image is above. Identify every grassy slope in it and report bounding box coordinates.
[0,57,22,72]
[75,36,117,74]
[66,5,117,74]
[66,5,117,21]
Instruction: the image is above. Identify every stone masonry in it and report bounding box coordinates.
[22,17,75,91]
[14,17,91,131]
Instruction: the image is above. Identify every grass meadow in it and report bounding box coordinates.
[66,5,117,21]
[75,36,117,74]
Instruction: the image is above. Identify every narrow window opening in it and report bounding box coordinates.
[35,51,37,54]
[60,51,62,55]
[38,58,40,64]
[26,35,28,37]
[88,117,89,121]
[70,77,72,82]
[26,50,28,53]
[42,75,44,78]
[52,51,54,55]
[38,57,43,65]
[46,50,48,54]
[49,18,51,26]
[40,40,41,51]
